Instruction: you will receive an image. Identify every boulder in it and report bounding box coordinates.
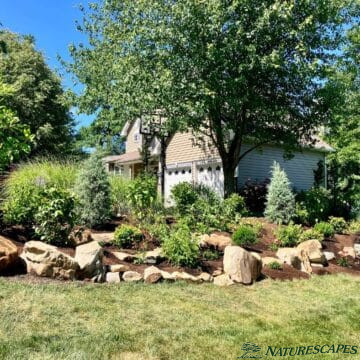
[141,247,163,264]
[144,266,162,283]
[276,247,312,273]
[297,240,326,264]
[339,246,356,259]
[160,270,176,281]
[297,249,312,274]
[112,252,136,262]
[324,251,335,261]
[108,264,129,273]
[122,271,143,282]
[223,246,262,284]
[22,241,79,280]
[0,236,19,273]
[106,272,121,283]
[354,244,360,257]
[276,248,299,267]
[197,272,212,282]
[262,257,282,267]
[75,241,103,278]
[200,233,232,251]
[213,274,234,286]
[172,271,200,282]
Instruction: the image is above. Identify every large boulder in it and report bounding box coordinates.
[223,246,262,284]
[200,233,232,251]
[75,241,104,278]
[22,241,79,280]
[297,240,326,264]
[276,247,312,273]
[0,236,19,273]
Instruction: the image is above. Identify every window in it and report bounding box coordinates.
[207,167,212,172]
[188,169,192,173]
[133,133,140,143]
[168,171,172,175]
[216,166,221,171]
[181,169,186,174]
[199,167,204,172]
[175,170,179,175]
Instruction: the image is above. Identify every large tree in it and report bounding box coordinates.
[0,30,75,157]
[0,80,33,170]
[326,25,360,217]
[68,0,355,196]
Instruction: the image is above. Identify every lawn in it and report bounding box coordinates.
[0,275,359,360]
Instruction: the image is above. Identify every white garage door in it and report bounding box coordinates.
[164,166,192,204]
[197,164,224,197]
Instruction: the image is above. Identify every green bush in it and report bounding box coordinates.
[328,216,347,234]
[34,186,76,246]
[113,224,143,248]
[232,224,258,246]
[202,249,221,261]
[314,222,335,238]
[275,223,302,247]
[127,174,158,220]
[75,154,111,228]
[337,257,349,267]
[297,187,332,225]
[2,160,78,226]
[293,202,309,225]
[299,228,324,243]
[144,222,170,242]
[162,223,199,267]
[347,220,360,234]
[109,175,131,216]
[264,162,295,224]
[171,182,199,216]
[222,193,247,218]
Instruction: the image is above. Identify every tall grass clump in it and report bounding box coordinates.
[109,175,131,216]
[2,159,78,226]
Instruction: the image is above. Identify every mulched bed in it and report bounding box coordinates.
[1,217,360,284]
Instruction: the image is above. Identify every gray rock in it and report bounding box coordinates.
[213,274,234,286]
[144,266,162,283]
[324,251,335,261]
[112,252,136,262]
[354,244,360,257]
[108,264,129,273]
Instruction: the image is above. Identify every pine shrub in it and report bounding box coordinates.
[264,162,295,224]
[232,224,258,246]
[75,154,111,228]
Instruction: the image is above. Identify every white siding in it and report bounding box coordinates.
[237,145,325,191]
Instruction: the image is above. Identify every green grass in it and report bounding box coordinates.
[0,275,359,360]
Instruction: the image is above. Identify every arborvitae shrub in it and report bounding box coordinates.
[75,154,111,228]
[265,162,295,224]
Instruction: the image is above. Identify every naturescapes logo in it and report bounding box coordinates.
[238,343,358,358]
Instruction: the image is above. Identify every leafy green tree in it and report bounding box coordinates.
[67,0,355,196]
[0,80,33,170]
[326,25,360,218]
[265,162,295,224]
[0,30,75,157]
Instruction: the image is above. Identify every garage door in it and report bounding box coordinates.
[164,166,192,204]
[197,164,224,197]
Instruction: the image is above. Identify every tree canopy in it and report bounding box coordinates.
[68,0,357,196]
[0,30,75,157]
[0,80,34,170]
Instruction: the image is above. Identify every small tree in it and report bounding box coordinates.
[75,153,111,228]
[265,162,295,224]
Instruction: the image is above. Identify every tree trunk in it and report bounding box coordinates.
[222,159,237,198]
[157,137,166,199]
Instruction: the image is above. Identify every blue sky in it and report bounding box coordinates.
[1,0,93,128]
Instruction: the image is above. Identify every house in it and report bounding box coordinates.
[103,118,333,203]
